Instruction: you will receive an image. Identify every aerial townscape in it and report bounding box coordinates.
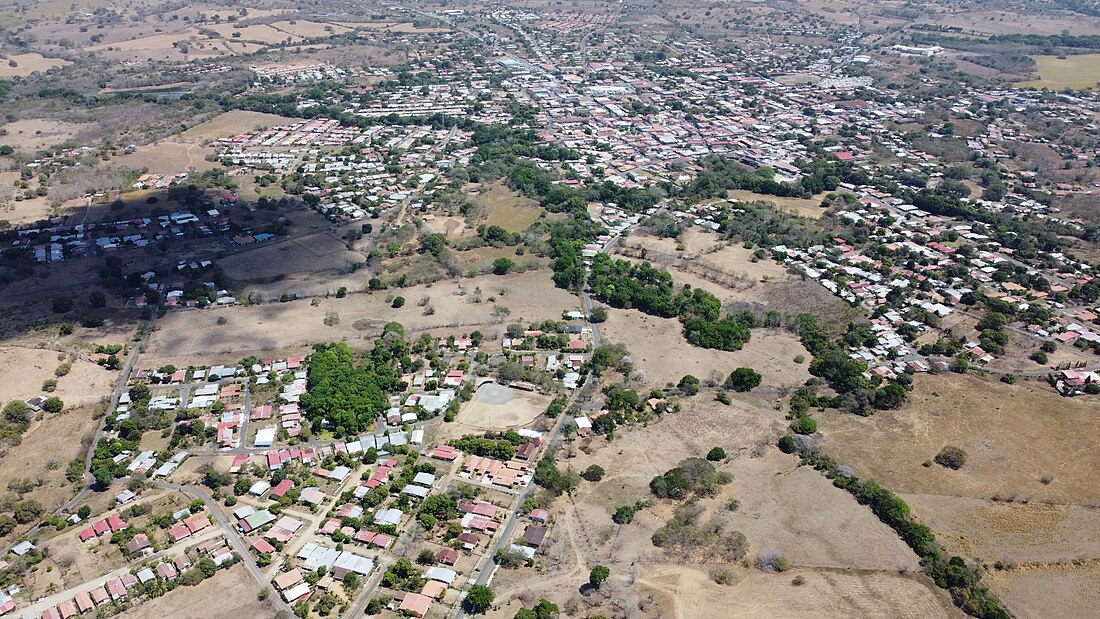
[1,0,1100,618]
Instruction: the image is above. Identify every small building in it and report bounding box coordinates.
[398,592,432,617]
[522,525,548,547]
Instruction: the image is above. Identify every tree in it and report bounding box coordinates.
[198,557,218,577]
[706,447,726,462]
[77,505,92,520]
[465,584,495,614]
[677,375,700,396]
[515,599,559,619]
[13,499,44,524]
[3,400,30,425]
[118,420,141,442]
[588,306,608,323]
[42,397,64,413]
[934,446,967,470]
[612,505,635,524]
[0,515,15,536]
[89,291,107,308]
[581,465,605,482]
[493,257,515,275]
[52,296,73,313]
[392,296,405,308]
[589,565,610,590]
[724,367,761,392]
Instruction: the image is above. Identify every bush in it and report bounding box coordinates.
[1000,374,1017,385]
[777,436,798,453]
[589,306,608,323]
[589,565,610,589]
[42,397,64,414]
[724,367,761,392]
[464,584,495,614]
[391,296,405,308]
[706,447,726,461]
[612,505,635,524]
[677,374,700,395]
[791,416,816,435]
[1029,351,1048,365]
[52,296,74,313]
[934,445,967,470]
[492,257,515,275]
[42,379,57,392]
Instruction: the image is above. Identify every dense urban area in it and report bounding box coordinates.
[0,0,1099,618]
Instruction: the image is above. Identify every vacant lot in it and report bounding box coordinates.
[598,308,810,389]
[0,346,116,408]
[821,373,1100,504]
[1017,55,1100,90]
[0,53,70,77]
[725,190,828,219]
[473,183,544,232]
[0,404,98,545]
[821,372,1100,617]
[116,564,274,619]
[221,232,367,286]
[177,110,297,141]
[446,383,551,436]
[0,119,87,151]
[490,396,955,618]
[143,270,578,367]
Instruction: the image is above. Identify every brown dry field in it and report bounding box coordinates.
[0,346,117,407]
[177,110,298,141]
[597,308,811,389]
[820,372,1100,617]
[929,11,1100,36]
[474,183,544,232]
[207,23,305,44]
[0,53,70,77]
[820,373,1100,504]
[0,119,88,151]
[441,383,551,439]
[0,405,99,545]
[724,190,828,219]
[116,564,274,619]
[142,270,578,367]
[490,396,957,618]
[220,231,367,286]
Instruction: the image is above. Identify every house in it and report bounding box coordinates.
[106,578,127,600]
[436,548,460,566]
[424,567,457,584]
[523,525,548,547]
[421,580,447,599]
[40,607,61,619]
[529,508,549,523]
[73,591,94,614]
[125,534,151,554]
[273,569,303,591]
[156,562,178,580]
[252,538,277,554]
[89,587,109,606]
[398,592,432,617]
[58,601,78,619]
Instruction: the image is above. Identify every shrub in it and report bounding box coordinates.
[777,436,797,453]
[791,416,816,435]
[934,445,967,470]
[1029,351,1048,365]
[42,397,64,414]
[464,584,495,614]
[42,379,57,392]
[589,565,610,589]
[1000,374,1017,385]
[492,257,515,275]
[52,296,73,313]
[589,306,608,323]
[391,296,405,308]
[612,505,635,524]
[706,447,726,461]
[677,374,700,395]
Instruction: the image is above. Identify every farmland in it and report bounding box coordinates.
[1016,55,1100,91]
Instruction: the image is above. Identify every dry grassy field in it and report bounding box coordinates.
[474,183,544,232]
[820,372,1100,617]
[489,396,957,618]
[1016,55,1100,91]
[0,119,88,151]
[0,404,99,545]
[0,346,117,408]
[0,52,70,77]
[724,190,829,219]
[143,270,578,367]
[598,308,810,389]
[115,564,274,619]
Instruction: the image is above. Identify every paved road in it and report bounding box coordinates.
[152,481,293,615]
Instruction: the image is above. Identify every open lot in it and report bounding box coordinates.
[447,382,551,435]
[473,183,544,232]
[143,270,578,367]
[0,53,70,77]
[0,119,88,152]
[597,308,811,389]
[1016,54,1100,91]
[115,564,273,619]
[490,395,956,618]
[0,345,117,408]
[0,404,98,545]
[725,190,828,219]
[820,372,1100,617]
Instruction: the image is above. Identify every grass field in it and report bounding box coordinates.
[474,183,544,231]
[0,53,70,77]
[1016,55,1100,90]
[724,190,829,219]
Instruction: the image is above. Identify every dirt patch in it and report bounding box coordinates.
[598,308,810,389]
[446,383,551,435]
[220,233,366,284]
[0,404,99,545]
